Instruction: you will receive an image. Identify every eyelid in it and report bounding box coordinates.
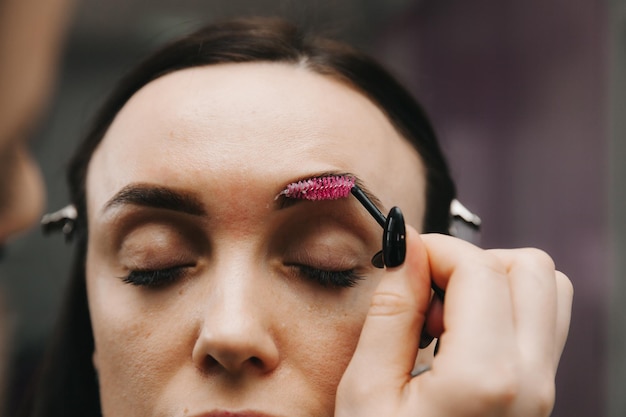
[114,224,204,287]
[95,208,208,250]
[276,207,380,254]
[285,246,362,271]
[108,215,207,257]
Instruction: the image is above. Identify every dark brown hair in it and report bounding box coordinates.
[21,16,455,417]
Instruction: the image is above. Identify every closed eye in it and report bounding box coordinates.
[121,265,194,288]
[288,264,364,288]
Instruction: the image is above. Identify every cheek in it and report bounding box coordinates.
[294,313,365,399]
[93,310,194,416]
[286,279,380,400]
[88,270,193,414]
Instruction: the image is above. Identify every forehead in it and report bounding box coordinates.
[87,62,426,224]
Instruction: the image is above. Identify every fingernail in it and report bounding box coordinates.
[432,283,445,301]
[419,326,434,349]
[383,206,406,268]
[370,250,384,268]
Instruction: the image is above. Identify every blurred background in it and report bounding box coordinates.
[0,0,623,416]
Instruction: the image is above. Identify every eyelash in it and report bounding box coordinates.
[292,264,363,288]
[122,266,189,287]
[123,265,362,289]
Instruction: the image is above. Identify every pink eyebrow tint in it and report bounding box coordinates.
[277,175,356,201]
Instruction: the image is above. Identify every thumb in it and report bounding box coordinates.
[337,221,431,413]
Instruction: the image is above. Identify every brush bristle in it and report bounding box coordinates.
[278,175,356,200]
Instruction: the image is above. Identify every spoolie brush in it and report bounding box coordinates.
[277,175,386,227]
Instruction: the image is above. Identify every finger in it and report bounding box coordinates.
[553,270,573,368]
[488,248,558,368]
[419,234,517,360]
[342,226,431,389]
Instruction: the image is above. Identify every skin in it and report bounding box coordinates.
[0,0,74,242]
[85,62,573,417]
[86,62,426,417]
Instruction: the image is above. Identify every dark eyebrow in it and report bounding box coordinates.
[352,178,387,214]
[276,171,388,214]
[102,183,206,216]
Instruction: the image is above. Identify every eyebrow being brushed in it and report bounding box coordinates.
[275,171,388,219]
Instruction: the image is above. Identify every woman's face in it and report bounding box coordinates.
[86,62,426,417]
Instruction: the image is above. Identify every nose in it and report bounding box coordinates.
[191,272,280,376]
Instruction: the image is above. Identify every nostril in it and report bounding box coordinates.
[249,356,263,367]
[197,355,220,372]
[196,351,269,374]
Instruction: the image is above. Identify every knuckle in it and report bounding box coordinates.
[449,365,556,416]
[459,362,521,408]
[515,248,556,272]
[556,270,574,297]
[368,291,414,317]
[481,367,555,416]
[462,251,508,278]
[531,378,556,416]
[518,370,556,416]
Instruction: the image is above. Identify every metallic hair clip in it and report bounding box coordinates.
[41,204,78,240]
[449,199,481,244]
